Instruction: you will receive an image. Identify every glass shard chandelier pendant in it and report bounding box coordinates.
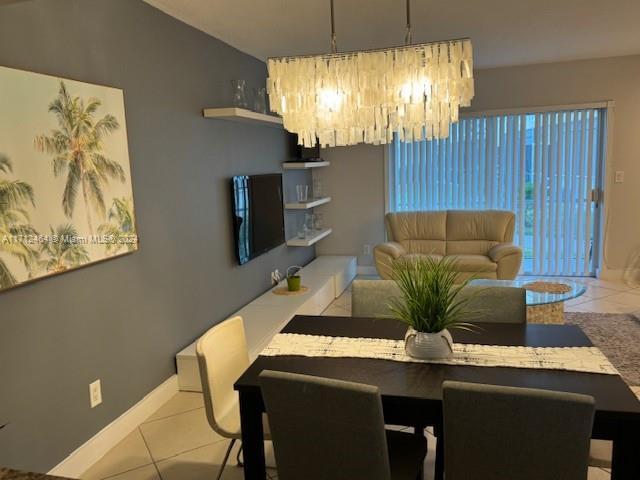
[266,0,474,148]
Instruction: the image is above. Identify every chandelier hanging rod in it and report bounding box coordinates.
[405,0,412,45]
[330,0,337,53]
[268,36,471,62]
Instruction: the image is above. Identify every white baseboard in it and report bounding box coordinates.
[48,375,179,478]
[357,265,378,276]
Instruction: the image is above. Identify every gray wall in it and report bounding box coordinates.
[0,0,314,472]
[315,144,386,267]
[319,55,640,278]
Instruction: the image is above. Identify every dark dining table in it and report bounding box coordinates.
[234,315,640,480]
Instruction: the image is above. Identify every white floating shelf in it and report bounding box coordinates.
[286,228,332,247]
[203,107,283,128]
[284,197,331,210]
[282,161,330,169]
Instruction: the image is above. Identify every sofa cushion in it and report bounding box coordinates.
[447,254,498,272]
[399,240,446,256]
[445,210,516,256]
[446,240,500,256]
[446,210,515,242]
[400,253,444,264]
[386,211,446,250]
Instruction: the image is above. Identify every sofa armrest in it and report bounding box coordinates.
[488,243,522,262]
[375,242,406,260]
[373,242,406,280]
[488,243,523,280]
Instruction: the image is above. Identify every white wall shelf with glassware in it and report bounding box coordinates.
[282,161,330,169]
[284,196,331,210]
[286,228,332,247]
[202,107,283,128]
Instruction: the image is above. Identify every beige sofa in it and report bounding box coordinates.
[374,210,522,281]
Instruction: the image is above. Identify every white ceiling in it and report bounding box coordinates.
[144,0,640,69]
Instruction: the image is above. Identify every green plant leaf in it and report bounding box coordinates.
[389,256,478,333]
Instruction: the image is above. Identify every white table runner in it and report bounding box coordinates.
[261,333,619,376]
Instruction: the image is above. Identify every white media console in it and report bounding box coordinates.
[175,255,357,391]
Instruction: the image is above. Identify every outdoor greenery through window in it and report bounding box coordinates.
[387,107,606,276]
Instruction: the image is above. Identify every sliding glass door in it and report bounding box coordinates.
[387,107,606,276]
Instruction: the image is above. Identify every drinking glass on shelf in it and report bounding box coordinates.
[314,213,324,231]
[231,79,248,108]
[297,217,309,239]
[312,178,323,198]
[296,185,309,203]
[305,213,315,233]
[253,87,267,114]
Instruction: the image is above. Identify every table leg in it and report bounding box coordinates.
[611,433,640,480]
[239,390,266,480]
[413,424,426,479]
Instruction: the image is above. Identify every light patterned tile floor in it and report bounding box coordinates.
[81,391,278,480]
[81,275,640,480]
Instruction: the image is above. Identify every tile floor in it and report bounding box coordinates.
[82,392,278,480]
[82,275,640,480]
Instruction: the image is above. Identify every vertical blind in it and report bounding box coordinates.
[388,108,605,276]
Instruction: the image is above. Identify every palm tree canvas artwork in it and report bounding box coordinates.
[0,66,138,292]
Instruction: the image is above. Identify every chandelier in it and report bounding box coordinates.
[266,0,474,148]
[267,0,473,147]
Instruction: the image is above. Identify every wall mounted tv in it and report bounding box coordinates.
[231,173,285,265]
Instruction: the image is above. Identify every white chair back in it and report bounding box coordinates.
[196,316,250,437]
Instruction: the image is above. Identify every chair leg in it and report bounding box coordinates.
[234,440,276,470]
[434,425,444,480]
[216,439,236,480]
[236,443,244,467]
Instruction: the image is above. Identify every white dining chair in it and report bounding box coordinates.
[196,316,271,480]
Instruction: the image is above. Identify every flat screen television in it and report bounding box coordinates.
[231,173,285,265]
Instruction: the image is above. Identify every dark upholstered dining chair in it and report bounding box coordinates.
[259,370,428,480]
[443,380,595,480]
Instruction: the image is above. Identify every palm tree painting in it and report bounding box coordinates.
[35,81,126,233]
[98,197,137,254]
[0,154,39,288]
[38,224,90,273]
[0,65,137,292]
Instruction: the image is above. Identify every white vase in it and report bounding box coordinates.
[404,327,454,359]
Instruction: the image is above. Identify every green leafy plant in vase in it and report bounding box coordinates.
[389,256,475,359]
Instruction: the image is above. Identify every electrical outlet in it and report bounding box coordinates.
[363,244,372,255]
[615,171,625,183]
[89,380,102,408]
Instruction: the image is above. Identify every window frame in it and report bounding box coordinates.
[383,101,615,276]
